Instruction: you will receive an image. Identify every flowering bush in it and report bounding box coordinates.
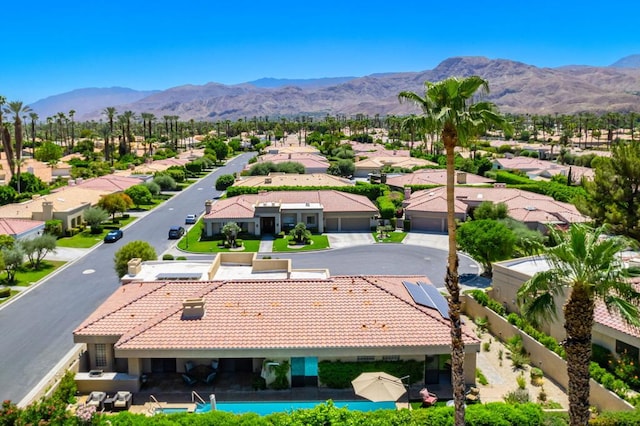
[76,404,96,424]
[611,351,640,389]
[0,400,20,426]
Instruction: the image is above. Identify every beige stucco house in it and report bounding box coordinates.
[491,256,640,364]
[202,190,379,235]
[73,254,480,393]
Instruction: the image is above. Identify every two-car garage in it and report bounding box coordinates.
[324,216,372,232]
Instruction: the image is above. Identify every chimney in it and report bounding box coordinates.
[456,172,467,184]
[493,182,506,188]
[404,188,411,200]
[127,258,142,276]
[182,298,205,319]
[205,200,213,214]
[42,201,54,221]
[265,177,272,184]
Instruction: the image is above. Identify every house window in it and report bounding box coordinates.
[382,355,400,362]
[95,344,107,368]
[615,340,640,360]
[357,356,375,362]
[306,216,315,226]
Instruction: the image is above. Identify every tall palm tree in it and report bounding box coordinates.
[29,112,39,158]
[517,224,640,426]
[102,107,117,164]
[69,109,76,152]
[0,95,7,162]
[4,101,32,193]
[399,76,511,426]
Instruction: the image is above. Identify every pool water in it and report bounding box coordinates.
[154,407,190,414]
[195,400,396,415]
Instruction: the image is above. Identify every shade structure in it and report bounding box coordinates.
[351,372,407,402]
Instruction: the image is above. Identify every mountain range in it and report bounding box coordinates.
[29,55,640,122]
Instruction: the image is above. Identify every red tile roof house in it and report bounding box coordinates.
[202,190,379,235]
[72,257,480,394]
[491,257,640,370]
[353,157,438,178]
[0,218,45,240]
[249,153,331,174]
[491,157,594,183]
[386,170,495,189]
[404,185,588,233]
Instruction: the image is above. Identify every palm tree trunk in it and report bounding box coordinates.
[443,123,465,426]
[564,285,594,426]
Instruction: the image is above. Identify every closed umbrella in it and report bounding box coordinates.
[351,372,407,402]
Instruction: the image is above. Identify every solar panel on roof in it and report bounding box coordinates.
[418,281,450,320]
[402,281,433,307]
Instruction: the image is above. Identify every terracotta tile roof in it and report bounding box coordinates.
[355,157,437,169]
[205,190,378,219]
[64,175,146,192]
[404,189,467,214]
[347,142,411,158]
[234,173,353,187]
[0,218,44,236]
[405,187,587,225]
[257,153,330,169]
[386,169,494,187]
[74,275,479,351]
[591,281,640,339]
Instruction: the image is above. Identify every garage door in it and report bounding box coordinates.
[325,218,339,232]
[340,217,370,231]
[411,217,445,233]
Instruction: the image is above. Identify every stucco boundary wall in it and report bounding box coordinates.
[18,343,86,408]
[462,295,634,412]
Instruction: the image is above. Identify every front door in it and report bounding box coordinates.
[261,217,275,234]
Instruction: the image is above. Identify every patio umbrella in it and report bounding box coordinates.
[351,372,407,402]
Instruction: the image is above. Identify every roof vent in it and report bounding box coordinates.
[265,178,272,184]
[182,298,205,319]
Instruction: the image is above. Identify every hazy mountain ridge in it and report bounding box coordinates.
[31,56,640,122]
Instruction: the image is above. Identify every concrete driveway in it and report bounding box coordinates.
[327,232,375,249]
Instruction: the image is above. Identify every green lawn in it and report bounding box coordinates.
[177,225,262,253]
[0,289,20,304]
[373,231,407,243]
[56,216,137,248]
[272,234,330,252]
[1,260,66,287]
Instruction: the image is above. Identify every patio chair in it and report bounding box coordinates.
[113,391,132,410]
[204,371,217,384]
[185,361,195,374]
[419,387,438,407]
[182,373,198,386]
[86,391,106,409]
[211,359,219,371]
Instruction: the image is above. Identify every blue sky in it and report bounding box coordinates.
[3,0,639,104]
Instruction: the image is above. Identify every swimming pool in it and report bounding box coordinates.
[153,407,190,415]
[195,400,396,415]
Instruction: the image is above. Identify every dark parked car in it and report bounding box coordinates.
[168,226,185,239]
[185,214,197,225]
[104,229,123,243]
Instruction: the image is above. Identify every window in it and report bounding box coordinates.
[95,344,107,368]
[306,216,315,225]
[382,355,400,362]
[357,356,375,362]
[616,340,639,360]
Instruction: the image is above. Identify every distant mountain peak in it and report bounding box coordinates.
[610,54,640,68]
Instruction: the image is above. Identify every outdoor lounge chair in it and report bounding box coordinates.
[86,391,106,409]
[185,361,195,374]
[211,359,219,371]
[182,373,197,386]
[419,388,438,407]
[204,371,217,384]
[113,391,132,410]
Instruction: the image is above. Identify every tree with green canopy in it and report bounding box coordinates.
[114,241,157,277]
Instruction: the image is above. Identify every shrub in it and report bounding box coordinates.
[476,368,488,385]
[0,287,10,298]
[516,373,527,389]
[503,388,530,404]
[530,367,544,386]
[162,254,174,260]
[216,174,236,190]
